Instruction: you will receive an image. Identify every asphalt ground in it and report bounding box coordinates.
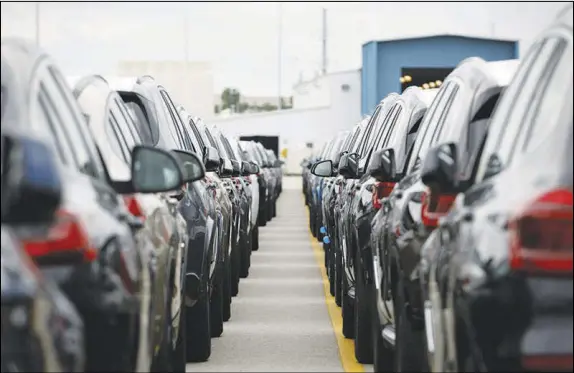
[186,176,373,372]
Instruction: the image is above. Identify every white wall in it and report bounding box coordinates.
[210,70,362,174]
[117,60,215,120]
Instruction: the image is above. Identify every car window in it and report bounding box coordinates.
[379,105,404,150]
[109,102,138,160]
[357,105,381,156]
[105,110,130,163]
[34,87,74,165]
[43,66,102,178]
[521,38,572,153]
[475,39,561,181]
[159,90,195,152]
[408,82,456,171]
[115,98,143,145]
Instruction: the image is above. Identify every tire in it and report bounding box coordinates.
[372,287,394,373]
[394,275,427,372]
[222,259,232,322]
[354,249,374,364]
[239,233,250,278]
[172,288,187,373]
[335,251,343,307]
[252,225,259,251]
[153,267,186,372]
[230,245,240,297]
[210,275,224,338]
[342,273,355,339]
[186,280,211,362]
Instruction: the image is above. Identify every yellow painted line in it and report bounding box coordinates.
[305,204,365,373]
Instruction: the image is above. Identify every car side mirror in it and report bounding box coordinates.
[339,152,359,179]
[368,148,397,182]
[250,161,260,175]
[219,158,233,178]
[131,146,193,193]
[231,159,241,177]
[421,142,458,192]
[311,160,334,177]
[1,132,63,225]
[203,146,220,172]
[240,161,250,176]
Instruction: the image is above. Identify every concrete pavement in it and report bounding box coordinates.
[187,177,344,372]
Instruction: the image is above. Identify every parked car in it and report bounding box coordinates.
[204,125,249,295]
[69,75,194,371]
[105,75,219,362]
[218,132,255,279]
[418,7,573,372]
[254,142,280,224]
[177,111,236,322]
[370,58,519,372]
[1,39,203,372]
[323,118,370,306]
[235,140,261,250]
[240,140,269,250]
[1,130,85,373]
[341,86,437,363]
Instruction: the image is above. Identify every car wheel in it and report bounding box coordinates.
[230,243,240,297]
[172,278,187,373]
[394,275,426,372]
[372,286,394,373]
[252,225,259,251]
[239,233,250,278]
[222,259,232,322]
[342,272,355,339]
[186,281,211,362]
[335,251,343,307]
[210,274,224,338]
[354,249,374,364]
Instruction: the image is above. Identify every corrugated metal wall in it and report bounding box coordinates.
[361,35,518,115]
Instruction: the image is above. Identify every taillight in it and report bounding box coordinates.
[522,354,573,371]
[123,195,146,220]
[22,209,96,264]
[509,188,573,275]
[372,181,395,210]
[420,189,456,228]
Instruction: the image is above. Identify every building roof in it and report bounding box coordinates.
[363,33,517,47]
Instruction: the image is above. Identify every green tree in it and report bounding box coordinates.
[221,88,241,110]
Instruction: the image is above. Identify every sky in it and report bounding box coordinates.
[1,1,567,96]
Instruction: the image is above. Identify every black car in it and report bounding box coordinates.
[1,130,85,373]
[109,75,223,362]
[335,93,400,339]
[70,75,195,371]
[418,7,573,372]
[218,132,255,280]
[1,39,200,372]
[178,112,237,322]
[370,58,519,372]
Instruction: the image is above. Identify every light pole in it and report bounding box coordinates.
[277,2,283,110]
[35,2,40,46]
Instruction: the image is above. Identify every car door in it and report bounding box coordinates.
[30,61,140,288]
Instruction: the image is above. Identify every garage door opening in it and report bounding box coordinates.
[239,136,279,157]
[400,67,454,92]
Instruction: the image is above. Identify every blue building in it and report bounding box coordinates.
[361,34,518,115]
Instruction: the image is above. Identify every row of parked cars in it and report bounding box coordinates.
[303,8,572,373]
[1,37,283,372]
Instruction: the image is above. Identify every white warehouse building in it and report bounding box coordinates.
[117,60,216,121]
[211,69,362,175]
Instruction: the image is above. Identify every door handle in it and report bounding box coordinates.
[120,212,145,232]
